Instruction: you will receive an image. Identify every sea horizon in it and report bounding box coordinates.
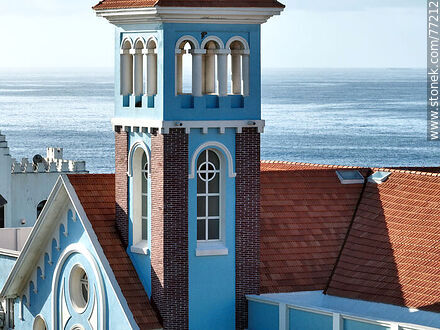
[0,67,434,173]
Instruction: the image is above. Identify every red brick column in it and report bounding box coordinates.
[115,129,129,247]
[151,128,189,329]
[235,127,261,330]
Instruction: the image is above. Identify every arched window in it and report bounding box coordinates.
[228,39,250,96]
[146,38,157,96]
[37,200,47,219]
[176,40,194,94]
[197,149,221,241]
[131,146,149,253]
[120,39,133,96]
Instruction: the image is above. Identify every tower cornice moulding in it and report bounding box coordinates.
[95,6,284,25]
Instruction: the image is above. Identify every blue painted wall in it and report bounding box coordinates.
[14,206,135,329]
[289,308,333,330]
[344,319,390,330]
[127,132,153,297]
[248,300,279,330]
[0,254,16,290]
[188,128,236,329]
[113,23,261,121]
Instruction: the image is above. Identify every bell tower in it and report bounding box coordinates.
[94,1,284,328]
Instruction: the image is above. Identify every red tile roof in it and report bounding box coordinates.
[93,0,284,10]
[67,174,162,329]
[325,170,440,313]
[261,161,440,312]
[260,161,366,293]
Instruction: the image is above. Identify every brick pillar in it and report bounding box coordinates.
[115,129,129,247]
[235,127,261,330]
[151,128,189,329]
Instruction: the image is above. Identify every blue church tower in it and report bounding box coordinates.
[93,1,284,328]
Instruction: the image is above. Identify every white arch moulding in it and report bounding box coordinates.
[189,141,236,179]
[175,35,200,50]
[120,37,134,51]
[225,36,250,51]
[50,243,106,330]
[127,141,151,177]
[200,36,225,50]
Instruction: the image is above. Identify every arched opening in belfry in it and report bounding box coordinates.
[203,41,221,95]
[146,38,158,96]
[176,40,195,95]
[133,39,145,98]
[120,39,133,96]
[228,40,250,96]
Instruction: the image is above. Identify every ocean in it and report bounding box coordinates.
[0,68,434,174]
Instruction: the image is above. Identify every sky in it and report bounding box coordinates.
[0,0,425,69]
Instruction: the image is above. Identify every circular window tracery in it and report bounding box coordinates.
[69,265,89,313]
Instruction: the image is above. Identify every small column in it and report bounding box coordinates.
[204,49,216,94]
[175,49,184,94]
[120,49,133,95]
[242,50,250,96]
[231,50,242,95]
[134,50,144,96]
[217,50,230,96]
[146,49,157,96]
[190,49,206,97]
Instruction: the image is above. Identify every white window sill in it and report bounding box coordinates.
[130,241,149,255]
[196,242,228,257]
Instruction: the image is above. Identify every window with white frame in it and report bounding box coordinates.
[131,146,149,254]
[197,149,221,241]
[141,152,148,241]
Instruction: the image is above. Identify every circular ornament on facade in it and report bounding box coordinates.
[69,265,89,313]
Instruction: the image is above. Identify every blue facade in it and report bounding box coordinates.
[248,301,279,330]
[289,309,332,330]
[0,255,16,290]
[114,23,261,121]
[13,207,135,329]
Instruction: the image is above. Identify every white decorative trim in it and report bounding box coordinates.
[196,242,228,257]
[0,248,19,258]
[200,36,225,49]
[127,141,151,177]
[225,36,250,50]
[130,241,149,255]
[189,141,236,179]
[112,118,265,135]
[121,37,134,49]
[96,6,284,25]
[175,35,200,49]
[133,36,146,48]
[51,244,106,330]
[279,302,287,330]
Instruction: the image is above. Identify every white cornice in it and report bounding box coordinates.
[95,6,284,25]
[111,118,265,134]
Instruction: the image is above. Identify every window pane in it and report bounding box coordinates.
[142,152,147,167]
[142,195,148,217]
[197,176,205,193]
[197,196,206,217]
[142,173,147,193]
[208,173,219,193]
[208,196,219,216]
[142,217,148,241]
[197,219,206,240]
[197,151,205,168]
[208,219,220,240]
[208,150,219,169]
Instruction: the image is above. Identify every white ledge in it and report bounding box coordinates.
[196,242,228,257]
[130,241,149,255]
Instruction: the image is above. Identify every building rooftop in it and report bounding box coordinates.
[68,174,162,329]
[93,0,285,10]
[260,161,440,313]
